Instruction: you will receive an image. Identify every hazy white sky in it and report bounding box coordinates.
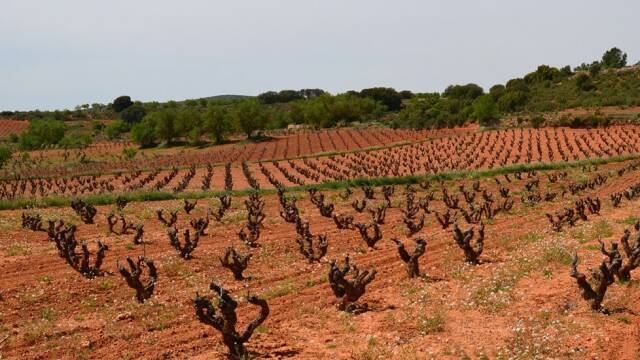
[1,0,638,110]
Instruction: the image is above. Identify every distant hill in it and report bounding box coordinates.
[197,95,254,102]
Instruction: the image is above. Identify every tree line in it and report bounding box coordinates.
[3,47,638,150]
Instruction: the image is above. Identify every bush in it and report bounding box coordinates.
[105,120,129,140]
[556,114,610,128]
[18,119,66,150]
[122,148,137,159]
[131,118,157,147]
[0,145,13,168]
[575,73,596,91]
[530,116,545,128]
[59,134,92,149]
[91,120,105,133]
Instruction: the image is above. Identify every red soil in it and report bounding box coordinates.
[0,120,28,138]
[1,160,639,358]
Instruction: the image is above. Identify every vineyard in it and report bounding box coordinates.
[2,125,640,202]
[0,120,29,138]
[2,127,457,180]
[0,125,640,359]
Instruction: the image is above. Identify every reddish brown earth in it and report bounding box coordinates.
[1,160,640,359]
[1,127,471,181]
[0,120,29,138]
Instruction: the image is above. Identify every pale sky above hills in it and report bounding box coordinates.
[1,0,639,110]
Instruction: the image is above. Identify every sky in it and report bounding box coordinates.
[1,0,639,111]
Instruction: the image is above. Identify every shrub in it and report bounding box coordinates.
[131,118,157,147]
[529,116,544,128]
[575,73,596,91]
[106,120,129,139]
[18,119,66,150]
[122,147,137,159]
[59,134,92,149]
[0,145,13,168]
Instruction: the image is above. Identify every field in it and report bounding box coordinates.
[1,126,640,359]
[0,120,29,139]
[2,125,640,203]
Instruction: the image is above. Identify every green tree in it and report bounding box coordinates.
[152,110,178,144]
[601,47,627,68]
[444,84,484,100]
[203,106,230,144]
[229,99,266,139]
[489,85,506,100]
[472,95,498,126]
[302,98,332,128]
[131,117,157,147]
[176,108,202,138]
[358,87,402,111]
[120,103,146,124]
[496,91,527,112]
[112,96,133,112]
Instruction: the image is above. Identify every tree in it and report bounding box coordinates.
[444,84,484,101]
[151,110,178,144]
[601,47,627,68]
[258,89,307,104]
[112,96,133,112]
[229,99,266,139]
[175,108,202,140]
[472,95,498,126]
[489,85,506,100]
[203,106,230,144]
[399,90,414,99]
[131,117,157,147]
[358,87,402,111]
[496,91,527,112]
[299,88,326,99]
[120,103,146,124]
[589,62,602,77]
[523,65,567,84]
[302,98,332,128]
[257,91,279,104]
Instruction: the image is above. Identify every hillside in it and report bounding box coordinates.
[523,65,640,112]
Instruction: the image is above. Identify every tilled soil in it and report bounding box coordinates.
[0,161,639,359]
